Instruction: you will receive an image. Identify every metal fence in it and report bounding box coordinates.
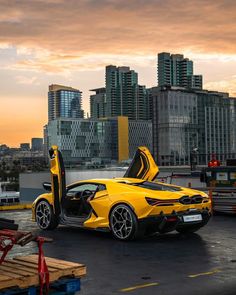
[196,153,236,166]
[195,187,236,215]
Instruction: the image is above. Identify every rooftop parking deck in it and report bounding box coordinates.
[1,210,236,295]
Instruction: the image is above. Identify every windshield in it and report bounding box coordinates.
[130,181,182,192]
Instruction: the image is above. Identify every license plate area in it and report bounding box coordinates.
[183,214,202,223]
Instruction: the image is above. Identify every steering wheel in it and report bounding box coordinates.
[81,189,93,199]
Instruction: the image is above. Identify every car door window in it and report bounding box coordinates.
[97,184,106,191]
[68,183,98,193]
[92,184,108,199]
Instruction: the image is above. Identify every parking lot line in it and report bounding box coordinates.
[188,269,221,278]
[120,282,159,292]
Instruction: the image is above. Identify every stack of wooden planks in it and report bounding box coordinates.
[0,254,86,294]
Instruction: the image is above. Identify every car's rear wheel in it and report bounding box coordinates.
[36,200,59,230]
[109,204,140,240]
[176,224,203,234]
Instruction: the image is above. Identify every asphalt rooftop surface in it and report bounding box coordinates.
[1,210,236,295]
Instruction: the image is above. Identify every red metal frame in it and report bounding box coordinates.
[0,229,51,294]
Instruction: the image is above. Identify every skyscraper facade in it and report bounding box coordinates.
[31,138,43,151]
[44,116,152,165]
[157,52,203,90]
[48,84,84,121]
[90,87,106,119]
[105,65,150,120]
[152,86,236,166]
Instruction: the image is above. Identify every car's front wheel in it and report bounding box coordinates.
[109,204,139,241]
[35,200,59,230]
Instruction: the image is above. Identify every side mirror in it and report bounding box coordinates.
[43,182,52,192]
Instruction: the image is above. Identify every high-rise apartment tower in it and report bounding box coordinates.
[105,65,150,120]
[157,52,203,89]
[90,87,106,119]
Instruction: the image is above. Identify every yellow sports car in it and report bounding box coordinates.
[32,146,211,240]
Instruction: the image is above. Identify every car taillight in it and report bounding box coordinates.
[202,197,209,203]
[145,197,178,206]
[145,197,160,206]
[167,217,178,222]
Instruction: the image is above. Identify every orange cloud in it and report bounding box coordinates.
[205,76,236,97]
[0,0,235,56]
[11,52,156,73]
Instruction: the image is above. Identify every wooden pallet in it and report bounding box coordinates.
[0,255,86,291]
[0,277,81,294]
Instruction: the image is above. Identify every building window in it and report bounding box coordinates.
[76,136,86,150]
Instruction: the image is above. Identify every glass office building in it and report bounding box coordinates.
[31,138,43,151]
[48,84,84,121]
[45,117,152,166]
[152,86,236,166]
[90,87,106,119]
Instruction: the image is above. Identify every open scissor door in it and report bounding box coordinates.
[124,146,159,181]
[49,145,66,216]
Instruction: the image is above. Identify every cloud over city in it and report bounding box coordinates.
[0,0,236,145]
[1,0,236,57]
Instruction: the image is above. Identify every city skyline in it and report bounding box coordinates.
[0,0,236,146]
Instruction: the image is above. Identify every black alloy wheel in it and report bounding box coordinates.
[36,200,59,230]
[109,204,140,240]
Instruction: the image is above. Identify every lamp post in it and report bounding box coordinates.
[190,147,198,171]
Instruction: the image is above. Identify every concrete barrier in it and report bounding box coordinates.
[0,203,32,211]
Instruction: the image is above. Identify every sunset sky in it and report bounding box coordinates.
[0,0,236,147]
